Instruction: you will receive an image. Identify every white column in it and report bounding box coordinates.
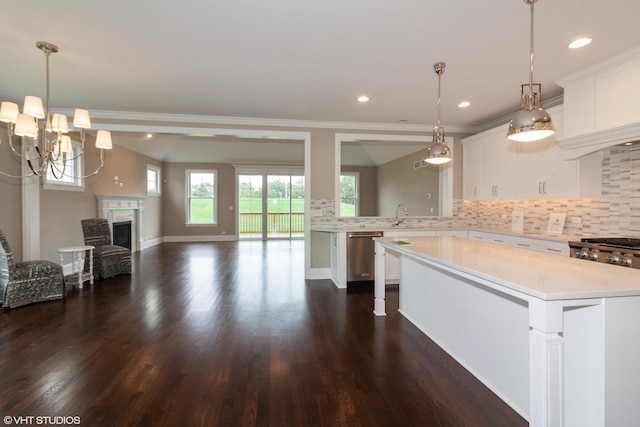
[528,299,565,427]
[373,241,386,316]
[21,151,40,260]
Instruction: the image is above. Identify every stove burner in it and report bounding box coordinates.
[569,237,640,268]
[580,238,640,250]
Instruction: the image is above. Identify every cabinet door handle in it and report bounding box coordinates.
[517,243,530,247]
[474,187,477,198]
[538,182,543,194]
[546,248,562,253]
[542,181,547,194]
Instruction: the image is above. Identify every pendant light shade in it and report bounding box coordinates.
[507,0,555,142]
[425,62,452,165]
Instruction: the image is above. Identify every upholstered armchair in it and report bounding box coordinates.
[0,230,66,309]
[81,219,132,280]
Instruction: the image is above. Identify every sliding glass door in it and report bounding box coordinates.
[238,173,304,240]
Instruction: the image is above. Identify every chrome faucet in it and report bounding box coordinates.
[394,204,409,226]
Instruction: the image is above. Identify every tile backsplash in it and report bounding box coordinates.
[312,145,639,238]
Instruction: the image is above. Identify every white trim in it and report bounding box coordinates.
[556,44,640,88]
[22,168,40,260]
[140,237,164,250]
[185,169,218,225]
[146,164,162,196]
[96,195,145,252]
[56,109,477,134]
[233,164,304,174]
[163,235,236,242]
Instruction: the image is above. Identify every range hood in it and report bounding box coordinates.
[555,45,640,160]
[557,122,640,160]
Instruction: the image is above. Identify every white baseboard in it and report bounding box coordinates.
[162,235,237,243]
[140,237,164,250]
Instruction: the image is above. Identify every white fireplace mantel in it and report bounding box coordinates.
[96,195,145,252]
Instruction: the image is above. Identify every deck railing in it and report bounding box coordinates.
[239,212,305,234]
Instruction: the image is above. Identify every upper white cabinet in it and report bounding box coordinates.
[463,108,577,200]
[462,126,519,200]
[516,108,579,199]
[558,46,640,139]
[556,45,640,158]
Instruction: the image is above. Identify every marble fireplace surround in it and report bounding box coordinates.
[96,195,145,252]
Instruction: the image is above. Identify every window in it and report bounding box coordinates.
[340,172,358,217]
[147,165,161,196]
[186,170,217,225]
[44,143,84,191]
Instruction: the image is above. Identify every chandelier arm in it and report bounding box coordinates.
[6,137,25,158]
[26,158,43,176]
[47,153,67,180]
[80,150,106,179]
[0,169,37,178]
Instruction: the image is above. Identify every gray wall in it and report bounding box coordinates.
[377,148,440,217]
[162,162,236,237]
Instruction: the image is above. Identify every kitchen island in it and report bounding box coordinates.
[374,236,640,427]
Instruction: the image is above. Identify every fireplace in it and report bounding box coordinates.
[113,221,132,250]
[96,195,145,252]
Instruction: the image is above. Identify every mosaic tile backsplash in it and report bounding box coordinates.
[312,145,639,238]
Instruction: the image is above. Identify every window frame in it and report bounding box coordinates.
[147,164,162,196]
[339,172,359,217]
[185,169,218,226]
[43,140,85,191]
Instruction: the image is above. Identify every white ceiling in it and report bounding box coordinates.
[2,0,640,164]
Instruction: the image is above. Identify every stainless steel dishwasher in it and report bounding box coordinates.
[346,231,383,282]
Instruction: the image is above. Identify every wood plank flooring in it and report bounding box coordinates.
[0,240,527,426]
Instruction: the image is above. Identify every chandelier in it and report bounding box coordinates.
[424,62,452,165]
[0,41,112,179]
[506,0,555,142]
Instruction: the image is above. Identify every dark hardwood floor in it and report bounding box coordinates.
[0,240,527,427]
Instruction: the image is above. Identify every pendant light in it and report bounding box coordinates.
[507,0,555,142]
[425,62,452,165]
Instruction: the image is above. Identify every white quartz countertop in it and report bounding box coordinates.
[311,225,577,243]
[375,236,640,301]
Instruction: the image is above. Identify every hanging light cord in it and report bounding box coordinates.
[528,0,535,92]
[436,68,442,128]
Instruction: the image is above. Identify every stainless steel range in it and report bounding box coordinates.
[569,238,640,268]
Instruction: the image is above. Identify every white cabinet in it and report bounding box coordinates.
[517,107,579,199]
[462,126,519,200]
[462,139,483,200]
[511,236,569,256]
[436,229,469,238]
[464,107,579,200]
[469,230,569,256]
[468,230,514,246]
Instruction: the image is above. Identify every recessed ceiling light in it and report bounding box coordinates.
[357,95,370,103]
[458,101,471,108]
[146,133,153,139]
[568,37,592,49]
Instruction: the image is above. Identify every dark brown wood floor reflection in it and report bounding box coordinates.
[0,241,526,427]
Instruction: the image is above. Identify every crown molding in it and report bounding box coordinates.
[55,108,477,135]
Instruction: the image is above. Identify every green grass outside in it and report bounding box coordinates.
[190,198,306,222]
[238,198,305,213]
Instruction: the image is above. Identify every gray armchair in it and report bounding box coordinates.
[81,219,132,280]
[0,230,65,309]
